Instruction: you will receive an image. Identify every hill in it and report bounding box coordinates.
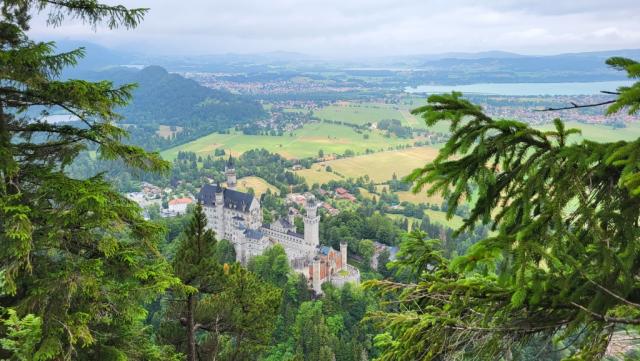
[78,66,266,151]
[89,66,265,127]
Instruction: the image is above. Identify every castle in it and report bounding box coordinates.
[198,157,360,294]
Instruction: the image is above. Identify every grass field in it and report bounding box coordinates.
[315,103,403,126]
[425,209,465,229]
[231,176,279,197]
[161,122,414,160]
[534,121,640,143]
[396,190,443,205]
[296,166,344,186]
[388,209,465,230]
[297,147,439,184]
[358,187,376,200]
[313,100,456,133]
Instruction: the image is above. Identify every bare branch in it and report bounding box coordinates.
[570,302,640,325]
[536,100,616,112]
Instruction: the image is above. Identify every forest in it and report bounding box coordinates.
[79,65,266,151]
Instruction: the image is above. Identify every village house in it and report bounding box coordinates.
[167,197,194,215]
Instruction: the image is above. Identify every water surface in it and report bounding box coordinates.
[405,81,633,96]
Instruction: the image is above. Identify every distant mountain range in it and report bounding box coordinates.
[54,40,639,84]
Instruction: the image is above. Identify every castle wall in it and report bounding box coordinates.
[261,227,313,260]
[202,186,359,293]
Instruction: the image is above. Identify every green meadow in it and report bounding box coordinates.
[534,121,640,143]
[161,121,416,160]
[388,210,465,230]
[314,102,404,125]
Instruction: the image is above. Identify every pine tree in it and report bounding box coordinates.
[366,58,640,360]
[159,206,281,361]
[1,1,178,359]
[203,264,282,361]
[171,202,219,361]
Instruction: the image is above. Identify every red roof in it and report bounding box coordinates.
[342,194,356,202]
[335,187,349,195]
[169,198,193,206]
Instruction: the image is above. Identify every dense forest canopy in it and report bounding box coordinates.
[83,65,265,127]
[80,66,266,151]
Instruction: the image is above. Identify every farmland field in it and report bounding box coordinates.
[296,147,440,184]
[315,102,403,125]
[232,176,279,197]
[388,209,465,230]
[161,122,415,160]
[534,121,640,143]
[296,166,344,186]
[358,187,376,200]
[396,190,443,205]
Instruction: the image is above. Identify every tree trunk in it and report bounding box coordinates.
[504,347,513,361]
[186,293,197,361]
[0,104,12,194]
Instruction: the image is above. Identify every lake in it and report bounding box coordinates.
[42,114,79,123]
[405,80,634,96]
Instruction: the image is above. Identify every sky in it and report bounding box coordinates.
[30,0,640,57]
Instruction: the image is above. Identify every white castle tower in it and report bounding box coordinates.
[312,256,322,294]
[304,195,320,255]
[215,183,225,238]
[288,208,296,226]
[225,155,237,190]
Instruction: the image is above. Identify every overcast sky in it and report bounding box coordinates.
[30,0,640,57]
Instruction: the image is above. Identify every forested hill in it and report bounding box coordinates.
[95,65,265,125]
[80,66,266,150]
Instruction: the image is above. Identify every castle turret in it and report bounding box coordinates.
[215,183,225,238]
[304,195,320,252]
[288,208,296,229]
[225,155,237,190]
[340,242,348,270]
[312,256,322,294]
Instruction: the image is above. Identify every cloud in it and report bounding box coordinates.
[27,0,640,56]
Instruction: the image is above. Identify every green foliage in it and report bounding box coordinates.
[367,58,640,360]
[158,207,281,360]
[376,249,392,278]
[162,203,220,360]
[248,244,291,288]
[86,66,265,151]
[293,301,337,361]
[214,239,237,265]
[320,210,403,248]
[0,308,42,361]
[357,239,375,271]
[606,58,640,116]
[0,1,182,359]
[197,264,282,360]
[173,202,219,291]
